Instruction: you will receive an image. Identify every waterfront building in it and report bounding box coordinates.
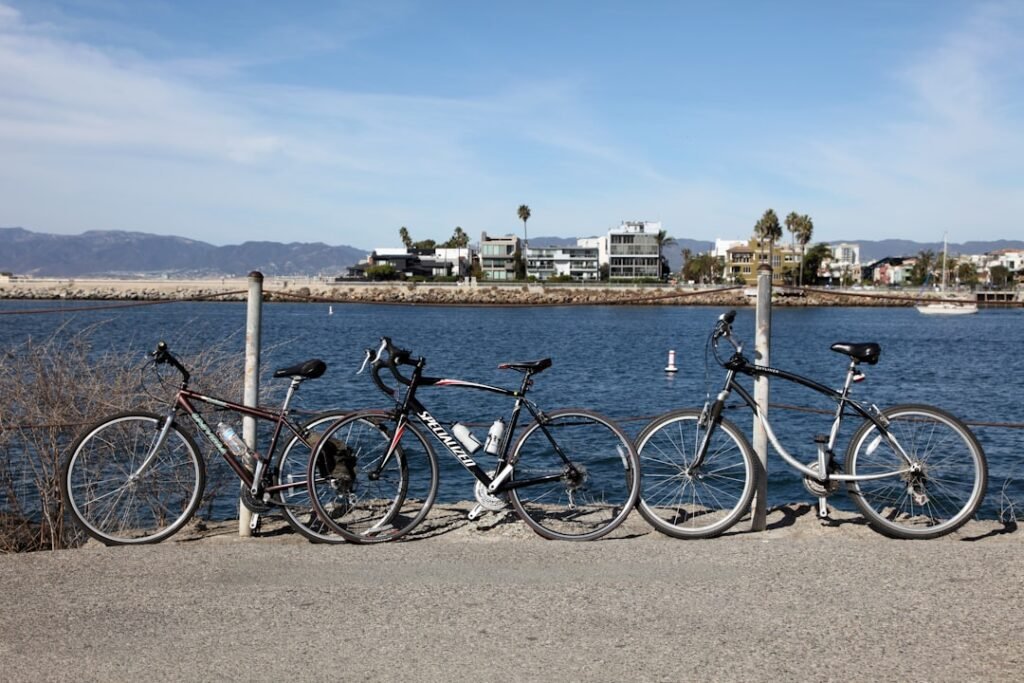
[864,256,911,286]
[478,232,520,281]
[433,247,473,278]
[526,243,601,281]
[723,239,800,285]
[820,242,863,284]
[577,236,608,266]
[607,221,661,280]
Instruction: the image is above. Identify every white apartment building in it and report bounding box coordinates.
[526,244,601,281]
[821,242,862,282]
[608,221,661,280]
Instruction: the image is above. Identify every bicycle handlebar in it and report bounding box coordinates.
[151,341,191,384]
[710,310,745,366]
[359,336,424,397]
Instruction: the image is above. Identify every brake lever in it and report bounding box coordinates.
[357,338,388,375]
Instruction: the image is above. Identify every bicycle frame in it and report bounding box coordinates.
[699,352,916,485]
[141,378,315,499]
[377,360,576,495]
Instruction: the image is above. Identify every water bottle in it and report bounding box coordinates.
[217,422,255,471]
[484,418,505,455]
[451,422,482,453]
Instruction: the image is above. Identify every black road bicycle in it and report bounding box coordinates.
[635,311,987,540]
[305,337,641,542]
[61,342,350,545]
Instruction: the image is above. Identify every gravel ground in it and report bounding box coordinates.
[1,504,1021,682]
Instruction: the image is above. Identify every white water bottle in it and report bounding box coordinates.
[484,418,505,455]
[451,422,482,453]
[217,422,255,471]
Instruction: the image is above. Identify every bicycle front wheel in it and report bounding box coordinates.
[845,404,987,539]
[306,411,438,543]
[508,409,640,541]
[275,411,352,543]
[62,411,205,545]
[635,409,755,539]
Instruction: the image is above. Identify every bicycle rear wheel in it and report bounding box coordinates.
[845,404,987,539]
[62,411,205,545]
[507,409,640,541]
[306,411,438,543]
[635,409,755,539]
[275,411,352,543]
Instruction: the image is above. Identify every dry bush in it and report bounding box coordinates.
[0,323,246,552]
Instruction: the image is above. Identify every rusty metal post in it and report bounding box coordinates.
[751,263,772,531]
[240,271,263,537]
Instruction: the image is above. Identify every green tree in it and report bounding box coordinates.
[909,250,935,287]
[654,229,676,279]
[683,252,719,285]
[794,214,814,287]
[399,226,412,250]
[365,264,399,281]
[955,260,979,288]
[801,243,832,285]
[754,209,782,263]
[517,205,531,279]
[412,239,436,251]
[990,264,1011,288]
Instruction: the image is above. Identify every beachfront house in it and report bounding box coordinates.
[607,221,661,280]
[525,243,601,281]
[478,232,520,281]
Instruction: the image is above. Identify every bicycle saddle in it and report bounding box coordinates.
[273,359,327,379]
[498,358,553,373]
[829,343,881,365]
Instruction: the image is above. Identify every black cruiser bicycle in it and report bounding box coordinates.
[305,337,641,542]
[635,310,987,540]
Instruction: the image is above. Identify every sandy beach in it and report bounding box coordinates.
[1,503,1020,682]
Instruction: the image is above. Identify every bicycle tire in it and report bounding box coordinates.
[306,410,438,543]
[635,409,756,539]
[62,411,205,545]
[275,411,353,543]
[507,409,640,541]
[845,404,987,539]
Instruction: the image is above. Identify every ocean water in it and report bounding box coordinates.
[2,299,1021,519]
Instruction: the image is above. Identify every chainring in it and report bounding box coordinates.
[802,460,841,498]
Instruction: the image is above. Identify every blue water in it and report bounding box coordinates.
[2,299,1021,519]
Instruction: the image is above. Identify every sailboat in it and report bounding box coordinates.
[916,234,978,315]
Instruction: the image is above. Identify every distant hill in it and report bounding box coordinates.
[2,227,1020,278]
[0,227,369,277]
[848,239,1024,263]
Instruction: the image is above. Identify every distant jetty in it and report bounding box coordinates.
[0,277,920,307]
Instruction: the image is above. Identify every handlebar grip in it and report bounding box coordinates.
[721,310,736,325]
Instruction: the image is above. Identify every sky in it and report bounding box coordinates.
[1,1,1022,250]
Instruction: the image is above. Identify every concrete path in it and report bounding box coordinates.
[1,507,1021,682]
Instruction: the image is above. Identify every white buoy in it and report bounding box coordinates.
[328,305,334,315]
[665,349,678,373]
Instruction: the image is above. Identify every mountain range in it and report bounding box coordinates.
[2,227,1022,278]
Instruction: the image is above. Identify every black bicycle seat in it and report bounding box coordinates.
[498,358,553,374]
[273,359,327,379]
[830,343,881,365]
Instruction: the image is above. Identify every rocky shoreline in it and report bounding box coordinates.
[0,277,921,306]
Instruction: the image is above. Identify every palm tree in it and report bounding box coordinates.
[785,212,799,282]
[655,229,677,279]
[795,214,814,287]
[452,226,468,277]
[517,205,531,278]
[399,226,412,250]
[754,209,782,264]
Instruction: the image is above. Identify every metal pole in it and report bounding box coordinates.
[751,263,772,531]
[240,271,263,537]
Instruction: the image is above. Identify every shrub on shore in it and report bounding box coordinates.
[0,326,243,552]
